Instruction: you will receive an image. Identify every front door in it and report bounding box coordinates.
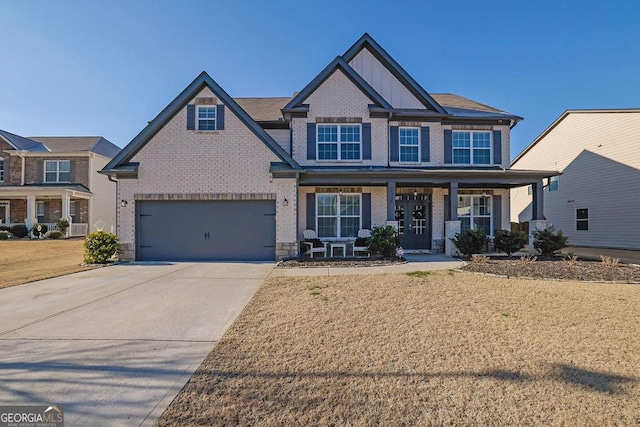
[395,195,431,250]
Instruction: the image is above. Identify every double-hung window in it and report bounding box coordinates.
[453,131,491,165]
[399,127,420,162]
[45,160,71,183]
[36,201,45,223]
[548,176,559,191]
[0,157,4,181]
[576,208,589,231]
[197,106,216,131]
[458,195,492,236]
[317,124,361,160]
[316,194,361,238]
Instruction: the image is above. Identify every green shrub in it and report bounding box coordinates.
[10,224,28,238]
[84,231,119,264]
[532,228,568,256]
[45,230,64,239]
[0,225,10,232]
[368,225,401,258]
[56,219,70,235]
[451,227,488,256]
[31,224,49,238]
[494,229,527,257]
[0,230,9,240]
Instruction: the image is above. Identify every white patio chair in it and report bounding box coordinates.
[301,229,327,258]
[353,229,371,258]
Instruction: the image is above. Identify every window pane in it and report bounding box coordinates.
[45,172,57,182]
[317,195,337,216]
[340,195,360,215]
[473,196,491,216]
[36,203,45,215]
[457,196,471,217]
[472,132,491,148]
[318,143,338,160]
[474,217,491,235]
[198,107,216,119]
[340,143,360,160]
[59,172,71,182]
[59,161,70,172]
[400,128,419,145]
[0,159,4,181]
[576,208,589,219]
[473,149,491,164]
[549,176,559,191]
[576,220,589,231]
[340,125,360,142]
[453,149,470,164]
[460,217,471,231]
[340,217,359,238]
[318,125,338,142]
[45,162,57,172]
[453,132,471,148]
[400,146,419,162]
[198,119,216,130]
[318,218,337,238]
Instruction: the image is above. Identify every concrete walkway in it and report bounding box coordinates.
[0,262,272,426]
[269,254,465,277]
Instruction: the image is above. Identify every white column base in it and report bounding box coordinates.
[527,220,548,254]
[445,220,461,257]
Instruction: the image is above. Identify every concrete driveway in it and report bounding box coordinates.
[0,262,273,426]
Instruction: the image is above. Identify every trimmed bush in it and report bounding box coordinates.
[451,227,488,256]
[532,228,568,256]
[84,231,119,264]
[368,225,401,258]
[10,224,28,238]
[31,224,49,238]
[494,229,527,257]
[0,230,9,240]
[45,230,64,239]
[56,219,70,235]
[0,225,11,232]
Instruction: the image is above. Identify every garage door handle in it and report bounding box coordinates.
[204,232,211,240]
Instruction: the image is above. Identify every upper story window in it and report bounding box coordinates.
[45,160,71,183]
[316,193,361,238]
[453,131,491,165]
[197,106,217,131]
[317,124,361,161]
[399,127,420,163]
[0,157,4,182]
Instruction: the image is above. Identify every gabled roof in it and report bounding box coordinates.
[511,109,640,166]
[28,136,120,158]
[0,129,47,151]
[282,56,392,112]
[342,33,448,115]
[235,97,291,122]
[103,72,301,175]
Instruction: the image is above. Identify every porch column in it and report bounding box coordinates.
[61,192,72,222]
[25,195,36,237]
[531,180,544,220]
[445,182,461,257]
[386,181,396,221]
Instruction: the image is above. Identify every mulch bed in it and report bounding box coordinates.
[278,257,405,268]
[463,257,640,283]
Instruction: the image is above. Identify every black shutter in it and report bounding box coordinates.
[362,193,371,229]
[444,130,452,164]
[186,105,195,130]
[69,160,76,183]
[444,195,450,221]
[216,104,225,130]
[362,123,371,160]
[493,130,502,164]
[307,123,316,160]
[306,193,315,230]
[420,126,430,163]
[493,195,502,234]
[36,160,44,182]
[390,126,399,162]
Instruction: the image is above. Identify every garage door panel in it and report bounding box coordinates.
[137,200,276,261]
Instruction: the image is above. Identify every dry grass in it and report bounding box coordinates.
[0,239,90,289]
[158,272,640,426]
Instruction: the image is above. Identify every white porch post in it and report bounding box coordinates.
[61,192,72,237]
[25,195,36,237]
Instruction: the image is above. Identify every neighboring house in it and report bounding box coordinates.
[101,33,556,261]
[511,109,640,250]
[0,130,119,236]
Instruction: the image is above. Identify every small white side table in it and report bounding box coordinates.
[330,242,347,257]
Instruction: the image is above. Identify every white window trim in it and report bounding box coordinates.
[44,160,71,183]
[316,124,362,161]
[196,105,217,131]
[399,127,421,164]
[316,193,362,239]
[0,157,4,182]
[0,201,9,224]
[452,131,492,165]
[458,195,493,237]
[576,208,589,231]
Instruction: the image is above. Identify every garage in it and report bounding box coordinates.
[136,200,276,261]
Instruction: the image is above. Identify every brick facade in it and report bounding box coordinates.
[24,157,89,187]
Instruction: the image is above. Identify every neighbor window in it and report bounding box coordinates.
[576,208,589,231]
[316,194,361,238]
[452,131,491,165]
[0,157,4,181]
[549,176,559,191]
[317,124,361,160]
[458,195,493,236]
[44,160,71,183]
[36,201,45,223]
[399,127,420,162]
[70,201,76,222]
[197,106,216,131]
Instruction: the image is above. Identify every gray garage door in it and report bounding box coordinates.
[136,200,276,261]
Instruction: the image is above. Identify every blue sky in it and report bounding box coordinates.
[2,1,639,159]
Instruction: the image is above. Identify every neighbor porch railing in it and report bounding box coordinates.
[2,222,89,237]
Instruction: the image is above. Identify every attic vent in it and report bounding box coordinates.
[195,97,217,105]
[452,124,492,130]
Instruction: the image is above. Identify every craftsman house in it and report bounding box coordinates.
[101,33,557,261]
[0,130,119,236]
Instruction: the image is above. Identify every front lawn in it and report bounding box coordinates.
[158,272,640,426]
[0,239,91,289]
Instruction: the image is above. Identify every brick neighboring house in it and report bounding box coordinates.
[0,130,119,236]
[101,33,558,261]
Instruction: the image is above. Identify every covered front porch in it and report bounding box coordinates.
[0,186,91,237]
